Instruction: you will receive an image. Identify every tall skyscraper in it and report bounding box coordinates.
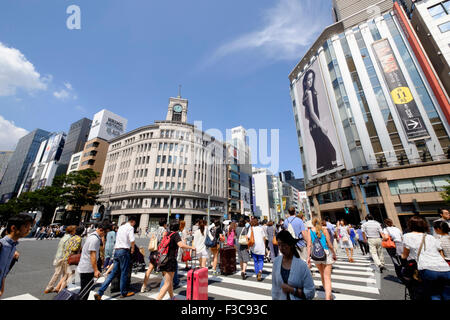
[0,129,51,202]
[289,0,450,230]
[57,117,92,175]
[18,132,66,195]
[0,151,13,183]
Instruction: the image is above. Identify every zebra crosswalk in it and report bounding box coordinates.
[5,250,381,300]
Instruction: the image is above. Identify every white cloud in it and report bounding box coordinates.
[208,0,332,63]
[75,105,86,113]
[0,115,28,150]
[0,42,48,96]
[53,81,77,100]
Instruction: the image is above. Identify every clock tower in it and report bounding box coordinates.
[166,96,188,123]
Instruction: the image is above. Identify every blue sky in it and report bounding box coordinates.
[0,0,333,178]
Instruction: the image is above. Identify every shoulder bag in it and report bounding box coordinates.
[148,234,158,252]
[381,228,396,249]
[247,227,255,247]
[402,233,426,283]
[238,228,248,245]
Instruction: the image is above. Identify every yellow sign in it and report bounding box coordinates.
[390,87,413,104]
[282,197,287,211]
[277,204,281,213]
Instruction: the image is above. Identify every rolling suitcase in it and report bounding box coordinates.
[219,246,236,275]
[53,277,98,300]
[111,260,133,293]
[186,258,208,300]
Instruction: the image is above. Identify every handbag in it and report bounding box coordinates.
[381,235,396,249]
[148,235,158,252]
[401,233,426,283]
[272,234,278,246]
[68,253,81,266]
[239,228,248,245]
[247,227,255,247]
[181,250,191,262]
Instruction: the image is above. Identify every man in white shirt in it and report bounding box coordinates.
[95,216,137,299]
[76,221,111,300]
[362,215,386,272]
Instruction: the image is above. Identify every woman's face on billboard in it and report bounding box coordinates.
[306,72,314,89]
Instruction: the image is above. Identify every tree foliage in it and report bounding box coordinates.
[441,179,450,205]
[0,169,102,225]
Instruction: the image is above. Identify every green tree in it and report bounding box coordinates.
[441,179,450,205]
[62,169,102,225]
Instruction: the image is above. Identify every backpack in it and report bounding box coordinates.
[155,232,176,271]
[310,230,327,261]
[205,226,217,248]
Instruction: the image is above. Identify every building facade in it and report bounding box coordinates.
[252,167,278,221]
[18,132,66,195]
[289,0,450,230]
[226,126,253,220]
[66,151,83,174]
[399,0,450,98]
[0,151,13,183]
[0,129,51,202]
[57,117,92,176]
[95,97,228,231]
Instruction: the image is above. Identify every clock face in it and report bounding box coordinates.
[173,104,182,113]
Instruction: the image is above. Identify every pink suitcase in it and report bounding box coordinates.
[186,267,208,300]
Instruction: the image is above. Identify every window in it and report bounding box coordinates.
[166,182,170,190]
[172,169,176,177]
[159,143,162,151]
[428,1,449,19]
[170,143,174,151]
[164,143,168,151]
[184,170,187,178]
[155,168,160,176]
[178,169,182,177]
[162,155,166,163]
[157,155,161,163]
[160,168,165,176]
[438,21,450,33]
[159,182,163,190]
[154,182,158,189]
[167,169,171,176]
[168,156,172,163]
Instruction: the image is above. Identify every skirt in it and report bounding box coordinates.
[340,238,353,249]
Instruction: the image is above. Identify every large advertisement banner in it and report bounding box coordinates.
[372,39,429,141]
[294,58,344,179]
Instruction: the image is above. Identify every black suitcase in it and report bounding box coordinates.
[219,246,236,275]
[111,261,133,293]
[53,277,97,300]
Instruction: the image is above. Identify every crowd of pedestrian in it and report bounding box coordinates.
[0,206,449,301]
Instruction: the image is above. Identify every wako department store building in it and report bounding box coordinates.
[289,0,450,230]
[94,97,228,231]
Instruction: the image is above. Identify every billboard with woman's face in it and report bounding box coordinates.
[293,58,344,180]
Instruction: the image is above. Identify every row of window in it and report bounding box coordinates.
[388,175,449,195]
[428,1,450,19]
[133,168,148,179]
[160,129,191,140]
[153,182,186,191]
[139,132,153,140]
[155,168,187,178]
[157,155,188,165]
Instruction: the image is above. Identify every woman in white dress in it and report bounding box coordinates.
[338,219,354,262]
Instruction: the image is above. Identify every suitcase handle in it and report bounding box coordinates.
[78,274,102,300]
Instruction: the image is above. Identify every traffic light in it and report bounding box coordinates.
[344,206,350,214]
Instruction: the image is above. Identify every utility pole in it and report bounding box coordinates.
[167,188,172,223]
